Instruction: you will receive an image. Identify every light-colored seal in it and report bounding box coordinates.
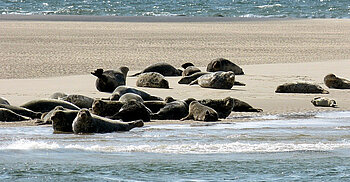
[0,108,31,122]
[49,92,68,99]
[232,98,263,112]
[136,72,170,89]
[20,99,80,113]
[324,74,350,89]
[0,97,10,105]
[119,93,144,103]
[61,94,94,109]
[50,108,79,133]
[311,97,337,107]
[130,63,182,77]
[72,109,144,134]
[190,71,236,89]
[110,86,163,101]
[108,99,152,122]
[198,97,234,118]
[0,104,41,119]
[275,82,329,94]
[207,58,244,75]
[91,66,129,93]
[180,101,218,121]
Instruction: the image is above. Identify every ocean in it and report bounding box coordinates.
[1,111,350,181]
[1,0,350,18]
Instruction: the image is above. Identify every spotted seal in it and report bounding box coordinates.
[207,58,244,75]
[311,97,337,107]
[0,104,41,119]
[275,83,329,94]
[20,99,80,113]
[0,108,31,122]
[72,109,144,134]
[91,66,129,93]
[0,97,10,105]
[110,86,163,101]
[108,99,152,122]
[136,72,169,89]
[324,74,350,89]
[190,71,236,89]
[130,63,182,77]
[180,101,218,121]
[91,99,124,117]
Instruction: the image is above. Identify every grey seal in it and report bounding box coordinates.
[181,63,201,77]
[119,93,144,103]
[51,108,79,133]
[20,99,80,113]
[108,99,152,122]
[91,66,129,93]
[49,92,68,99]
[190,71,236,89]
[178,72,209,84]
[324,74,350,89]
[311,97,337,107]
[207,58,244,75]
[110,86,163,101]
[275,83,329,94]
[180,101,218,121]
[130,63,182,77]
[0,97,10,105]
[0,108,30,122]
[198,97,234,118]
[136,72,169,89]
[72,109,144,134]
[0,104,41,119]
[61,94,94,109]
[143,101,167,113]
[151,99,190,120]
[232,98,263,112]
[91,99,124,117]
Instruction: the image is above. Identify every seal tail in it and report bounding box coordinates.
[129,72,142,77]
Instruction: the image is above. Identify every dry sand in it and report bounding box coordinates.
[0,16,350,126]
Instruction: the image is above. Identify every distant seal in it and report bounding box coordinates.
[311,97,337,107]
[119,93,144,103]
[181,63,201,77]
[49,92,68,99]
[324,74,350,89]
[143,101,167,113]
[91,99,123,117]
[108,99,152,122]
[136,72,170,89]
[0,97,10,105]
[72,109,144,134]
[20,99,80,113]
[110,86,163,101]
[190,71,236,89]
[275,83,329,94]
[130,63,182,77]
[180,101,218,121]
[51,108,79,133]
[232,98,263,112]
[0,108,30,122]
[62,94,94,109]
[198,97,234,118]
[0,104,41,119]
[91,66,129,93]
[178,72,209,84]
[207,58,244,75]
[151,99,190,120]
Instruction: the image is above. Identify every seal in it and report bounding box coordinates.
[198,97,234,118]
[119,93,144,103]
[190,71,236,89]
[0,104,41,119]
[110,86,163,101]
[0,97,10,105]
[38,106,66,125]
[51,108,79,133]
[108,99,152,122]
[49,92,68,99]
[20,99,80,113]
[91,66,129,93]
[180,101,218,121]
[207,58,244,75]
[143,101,167,113]
[275,82,329,94]
[130,63,182,77]
[136,72,170,89]
[181,63,201,77]
[91,99,124,117]
[61,94,94,109]
[72,109,144,134]
[311,97,337,107]
[0,108,31,122]
[232,98,263,112]
[151,99,189,120]
[178,72,209,84]
[324,74,350,89]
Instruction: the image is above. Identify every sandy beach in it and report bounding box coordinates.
[1,16,350,126]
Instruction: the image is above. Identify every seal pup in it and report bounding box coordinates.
[181,63,201,77]
[91,99,123,117]
[51,108,79,133]
[0,104,41,119]
[0,108,30,122]
[275,82,329,94]
[20,99,80,113]
[130,63,182,77]
[119,93,144,103]
[324,74,350,89]
[232,98,263,112]
[72,109,144,134]
[91,66,129,93]
[180,101,218,121]
[108,99,152,122]
[61,94,94,109]
[110,86,163,101]
[190,71,236,89]
[0,97,10,105]
[311,97,337,107]
[136,72,170,89]
[207,58,244,75]
[198,97,234,118]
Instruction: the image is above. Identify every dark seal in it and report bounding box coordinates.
[110,86,163,101]
[136,72,170,89]
[324,74,350,89]
[130,63,182,77]
[275,82,329,94]
[91,66,129,93]
[108,99,152,122]
[0,108,30,122]
[207,58,244,75]
[21,99,80,113]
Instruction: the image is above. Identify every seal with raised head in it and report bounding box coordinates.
[0,104,41,119]
[311,97,337,107]
[232,98,263,112]
[275,82,329,94]
[110,86,163,101]
[0,108,31,122]
[91,66,129,93]
[198,97,234,118]
[108,99,152,122]
[136,72,169,89]
[61,94,94,109]
[0,97,10,105]
[20,99,80,113]
[51,108,79,133]
[72,109,144,134]
[91,99,124,117]
[190,71,236,89]
[130,63,182,77]
[180,101,218,121]
[207,58,244,75]
[324,74,350,89]
[181,63,201,77]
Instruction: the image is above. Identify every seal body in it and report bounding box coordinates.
[91,99,124,117]
[0,104,41,119]
[311,97,337,107]
[131,63,182,76]
[324,74,350,89]
[181,101,218,121]
[0,108,30,122]
[21,99,80,113]
[49,92,68,99]
[182,66,201,77]
[198,97,233,118]
[190,71,235,89]
[143,101,167,113]
[0,97,10,105]
[50,108,79,133]
[232,98,263,112]
[91,66,129,93]
[72,109,144,134]
[110,86,163,101]
[109,100,152,122]
[207,58,244,75]
[178,72,209,84]
[275,83,329,94]
[119,93,144,103]
[62,94,94,109]
[136,72,169,89]
[151,100,189,120]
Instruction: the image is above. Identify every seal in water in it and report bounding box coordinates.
[180,101,218,121]
[311,97,337,107]
[110,86,163,101]
[130,63,182,77]
[91,66,129,93]
[190,71,236,89]
[206,58,244,75]
[20,99,80,113]
[0,108,31,122]
[136,72,169,89]
[72,109,144,134]
[275,82,329,94]
[108,99,152,122]
[324,74,350,89]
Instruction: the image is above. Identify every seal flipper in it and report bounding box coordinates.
[180,113,193,121]
[189,79,198,85]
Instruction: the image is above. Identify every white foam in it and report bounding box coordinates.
[256,4,282,9]
[4,139,59,150]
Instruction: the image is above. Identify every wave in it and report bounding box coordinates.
[256,4,282,9]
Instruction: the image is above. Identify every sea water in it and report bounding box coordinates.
[1,0,350,18]
[1,111,350,181]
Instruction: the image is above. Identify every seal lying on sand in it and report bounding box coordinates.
[324,74,350,89]
[136,72,170,89]
[275,83,329,94]
[181,63,201,77]
[0,97,10,105]
[178,72,209,84]
[72,109,144,134]
[130,63,182,77]
[51,108,79,133]
[198,97,234,118]
[110,86,163,101]
[207,58,244,75]
[61,94,94,109]
[0,108,30,122]
[190,71,236,89]
[49,92,68,99]
[21,99,80,113]
[232,98,263,112]
[181,101,218,121]
[151,99,190,120]
[0,104,41,119]
[108,99,152,122]
[91,99,124,117]
[311,97,337,107]
[143,101,167,113]
[91,66,129,93]
[119,93,144,103]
